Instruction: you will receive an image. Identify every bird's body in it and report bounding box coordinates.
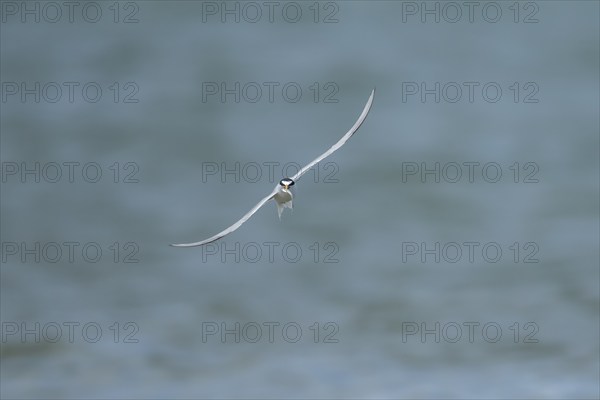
[171,89,375,248]
[273,185,293,219]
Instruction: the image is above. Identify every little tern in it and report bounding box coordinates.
[171,88,375,247]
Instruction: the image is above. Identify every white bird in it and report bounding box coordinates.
[171,88,375,248]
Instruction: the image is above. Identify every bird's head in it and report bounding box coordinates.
[279,178,295,190]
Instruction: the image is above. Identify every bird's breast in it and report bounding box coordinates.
[274,189,293,204]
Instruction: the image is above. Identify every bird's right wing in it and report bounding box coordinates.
[290,88,375,182]
[171,186,279,247]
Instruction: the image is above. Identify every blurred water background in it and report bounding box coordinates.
[1,1,598,398]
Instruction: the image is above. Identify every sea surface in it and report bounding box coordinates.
[1,1,598,398]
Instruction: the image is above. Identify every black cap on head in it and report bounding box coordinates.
[279,178,295,187]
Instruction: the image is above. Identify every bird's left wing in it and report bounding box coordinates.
[171,186,279,247]
[290,88,375,182]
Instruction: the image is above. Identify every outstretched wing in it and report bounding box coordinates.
[171,186,279,247]
[290,88,375,182]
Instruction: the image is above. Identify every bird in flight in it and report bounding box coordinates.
[171,88,375,248]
